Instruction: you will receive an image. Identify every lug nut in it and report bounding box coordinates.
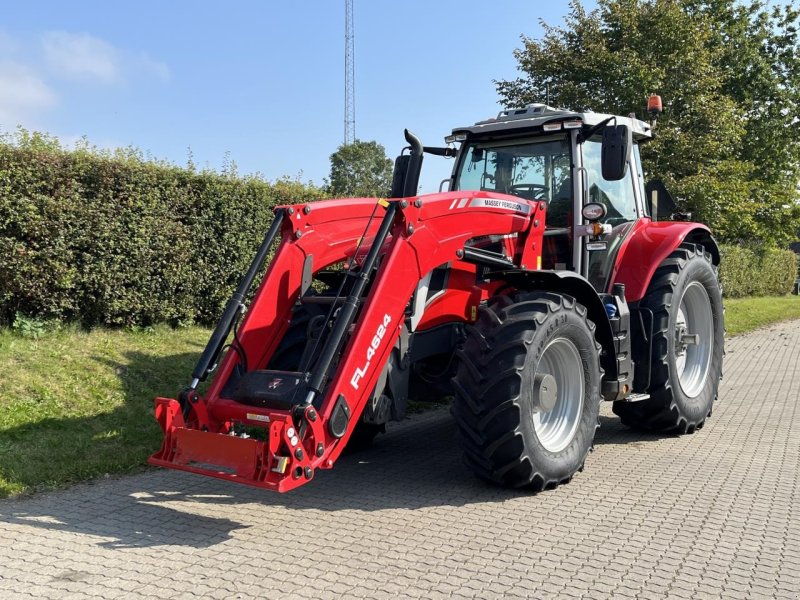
[316,443,324,457]
[303,205,311,214]
[295,448,304,460]
[304,467,313,480]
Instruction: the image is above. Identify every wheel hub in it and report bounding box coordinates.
[674,282,714,398]
[674,320,697,357]
[532,337,585,453]
[533,373,558,412]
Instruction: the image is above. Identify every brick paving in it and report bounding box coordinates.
[0,320,798,599]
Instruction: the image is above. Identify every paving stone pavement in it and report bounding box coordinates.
[1,320,799,600]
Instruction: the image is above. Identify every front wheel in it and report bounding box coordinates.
[613,243,724,432]
[452,292,602,490]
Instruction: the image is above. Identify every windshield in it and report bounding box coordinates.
[454,137,572,228]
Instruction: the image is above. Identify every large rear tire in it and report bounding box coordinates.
[452,292,602,490]
[613,243,724,432]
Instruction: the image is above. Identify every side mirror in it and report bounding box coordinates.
[601,124,631,181]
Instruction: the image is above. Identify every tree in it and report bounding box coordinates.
[327,140,393,198]
[495,0,800,246]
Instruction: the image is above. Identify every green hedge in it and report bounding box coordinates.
[3,137,798,326]
[719,244,798,298]
[0,139,323,326]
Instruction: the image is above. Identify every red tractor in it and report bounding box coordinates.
[150,103,724,492]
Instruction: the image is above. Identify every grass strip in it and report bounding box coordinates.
[724,295,800,336]
[0,325,208,497]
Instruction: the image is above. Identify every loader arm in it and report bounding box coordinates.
[150,191,546,492]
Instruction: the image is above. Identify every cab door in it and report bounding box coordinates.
[578,136,645,292]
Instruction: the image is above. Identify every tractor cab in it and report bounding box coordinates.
[447,104,653,292]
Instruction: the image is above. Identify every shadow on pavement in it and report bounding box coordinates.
[595,414,677,446]
[0,494,248,549]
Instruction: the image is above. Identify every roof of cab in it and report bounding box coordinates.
[451,104,653,141]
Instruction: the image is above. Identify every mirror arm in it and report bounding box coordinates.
[580,116,615,143]
[423,146,458,157]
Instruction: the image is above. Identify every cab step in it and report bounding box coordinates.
[622,392,650,403]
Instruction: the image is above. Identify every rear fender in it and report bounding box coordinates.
[611,219,720,302]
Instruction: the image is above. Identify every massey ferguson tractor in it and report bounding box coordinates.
[150,102,724,492]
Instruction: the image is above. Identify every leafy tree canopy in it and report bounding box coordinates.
[327,140,393,198]
[496,0,800,246]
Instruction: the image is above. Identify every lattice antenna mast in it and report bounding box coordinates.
[344,0,355,145]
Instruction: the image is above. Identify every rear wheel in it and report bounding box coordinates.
[613,243,724,432]
[452,292,602,490]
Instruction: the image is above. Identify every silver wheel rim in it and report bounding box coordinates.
[532,337,585,453]
[674,281,713,398]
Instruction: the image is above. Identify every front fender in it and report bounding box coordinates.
[611,218,719,302]
[501,269,618,382]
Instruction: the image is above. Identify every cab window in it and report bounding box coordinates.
[582,138,637,225]
[455,137,572,227]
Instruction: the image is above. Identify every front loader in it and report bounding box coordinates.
[150,103,724,492]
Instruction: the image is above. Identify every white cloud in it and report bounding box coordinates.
[0,61,57,127]
[135,52,170,82]
[42,31,120,83]
[0,31,168,128]
[40,31,170,84]
[0,30,20,55]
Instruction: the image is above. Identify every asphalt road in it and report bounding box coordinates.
[1,320,798,599]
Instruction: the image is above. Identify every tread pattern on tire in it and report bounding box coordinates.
[613,243,724,433]
[452,292,602,491]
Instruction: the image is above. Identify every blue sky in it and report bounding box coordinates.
[1,1,594,193]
